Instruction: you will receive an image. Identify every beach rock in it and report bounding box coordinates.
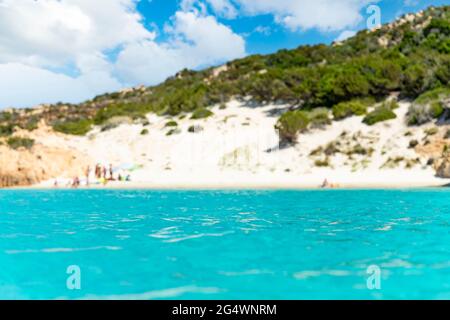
[434,147,450,178]
[436,163,450,178]
[436,160,450,179]
[0,143,91,188]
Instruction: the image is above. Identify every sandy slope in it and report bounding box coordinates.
[32,100,449,189]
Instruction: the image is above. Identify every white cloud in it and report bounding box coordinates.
[254,26,272,36]
[0,0,246,108]
[114,42,185,87]
[0,0,153,68]
[115,10,246,86]
[335,30,357,42]
[180,0,208,16]
[0,0,380,109]
[189,0,379,32]
[205,0,238,18]
[0,0,151,108]
[233,0,379,32]
[170,11,245,65]
[403,0,419,7]
[0,63,121,108]
[181,0,237,18]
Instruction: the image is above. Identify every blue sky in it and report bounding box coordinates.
[137,0,448,55]
[0,0,447,109]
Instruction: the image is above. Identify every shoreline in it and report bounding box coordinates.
[10,184,450,191]
[13,175,450,191]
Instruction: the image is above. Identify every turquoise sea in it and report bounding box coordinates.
[0,189,449,300]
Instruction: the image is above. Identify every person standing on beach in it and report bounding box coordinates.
[95,164,101,179]
[85,166,90,186]
[72,177,80,188]
[109,164,114,181]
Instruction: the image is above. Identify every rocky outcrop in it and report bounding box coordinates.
[435,151,450,178]
[414,130,450,179]
[0,144,91,188]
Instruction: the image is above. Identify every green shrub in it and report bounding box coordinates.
[430,101,445,118]
[0,124,14,137]
[323,142,340,155]
[314,158,330,167]
[53,119,93,136]
[99,116,133,132]
[310,146,323,156]
[409,140,419,148]
[166,128,180,136]
[21,117,39,131]
[94,103,149,125]
[0,111,14,122]
[348,144,374,156]
[140,129,149,135]
[424,18,450,37]
[101,123,119,132]
[381,156,405,169]
[188,125,203,133]
[191,108,213,119]
[308,108,331,128]
[402,63,428,97]
[275,110,310,143]
[406,101,445,126]
[425,127,439,136]
[386,100,400,110]
[363,103,397,126]
[165,120,178,127]
[7,137,35,150]
[407,104,431,125]
[407,87,448,125]
[414,87,450,105]
[332,100,370,120]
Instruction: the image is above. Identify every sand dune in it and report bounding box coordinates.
[22,99,448,189]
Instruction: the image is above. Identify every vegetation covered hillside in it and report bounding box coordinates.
[0,5,449,143]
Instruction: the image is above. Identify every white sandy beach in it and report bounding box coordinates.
[22,99,449,189]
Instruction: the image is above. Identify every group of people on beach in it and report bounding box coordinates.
[54,166,335,189]
[321,178,339,189]
[53,163,131,188]
[91,164,115,185]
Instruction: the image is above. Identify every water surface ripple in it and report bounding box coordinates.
[0,189,449,299]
